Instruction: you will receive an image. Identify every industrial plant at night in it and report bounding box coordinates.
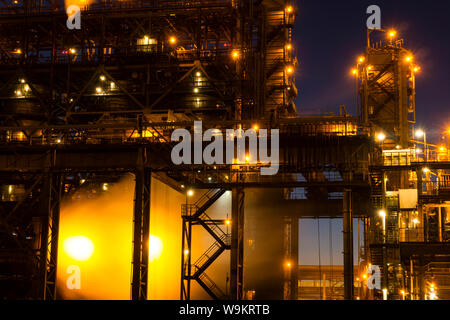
[1,0,450,303]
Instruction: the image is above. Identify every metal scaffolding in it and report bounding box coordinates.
[3,1,449,302]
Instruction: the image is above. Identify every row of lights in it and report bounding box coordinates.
[193,71,202,107]
[375,128,427,143]
[351,59,420,76]
[380,210,418,228]
[375,128,446,163]
[351,30,421,77]
[95,75,116,95]
[428,282,438,300]
[231,5,295,75]
[14,78,30,97]
[13,47,77,56]
[142,35,176,45]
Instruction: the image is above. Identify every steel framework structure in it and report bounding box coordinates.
[359,31,416,149]
[0,0,298,300]
[5,0,444,301]
[0,116,372,300]
[0,0,297,127]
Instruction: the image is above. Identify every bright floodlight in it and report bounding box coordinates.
[187,189,194,197]
[376,132,386,142]
[63,236,94,261]
[388,30,397,38]
[286,66,294,74]
[149,235,163,262]
[231,49,240,60]
[378,210,386,217]
[415,129,425,138]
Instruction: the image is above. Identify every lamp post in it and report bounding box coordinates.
[379,210,386,243]
[416,130,427,161]
[376,132,386,155]
[351,68,359,116]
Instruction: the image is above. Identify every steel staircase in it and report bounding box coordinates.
[369,169,384,210]
[193,189,227,218]
[197,271,227,300]
[193,233,230,277]
[370,246,384,273]
[181,188,230,300]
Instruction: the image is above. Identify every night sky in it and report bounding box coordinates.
[294,0,450,141]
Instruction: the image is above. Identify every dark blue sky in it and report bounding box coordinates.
[293,0,450,140]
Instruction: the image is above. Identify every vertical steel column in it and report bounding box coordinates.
[131,151,151,300]
[290,217,299,300]
[283,217,291,300]
[417,168,424,242]
[363,217,371,300]
[410,258,415,300]
[39,172,63,300]
[230,187,244,300]
[343,188,354,300]
[418,256,425,300]
[180,215,192,300]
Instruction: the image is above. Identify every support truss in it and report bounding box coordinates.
[131,162,151,300]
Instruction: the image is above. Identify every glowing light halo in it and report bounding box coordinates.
[63,235,95,261]
[149,235,163,262]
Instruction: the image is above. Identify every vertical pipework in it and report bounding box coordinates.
[39,172,63,300]
[131,167,143,300]
[282,217,291,300]
[230,187,244,299]
[283,216,298,300]
[39,151,63,300]
[418,256,425,300]
[180,210,192,300]
[131,148,151,300]
[343,188,354,300]
[410,258,414,300]
[290,217,299,300]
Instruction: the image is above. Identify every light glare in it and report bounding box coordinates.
[149,235,163,262]
[63,236,94,261]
